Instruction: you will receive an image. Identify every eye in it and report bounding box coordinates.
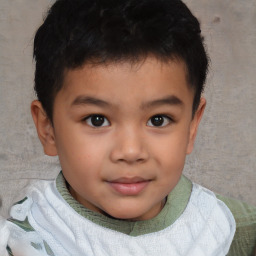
[147,115,172,127]
[84,115,110,127]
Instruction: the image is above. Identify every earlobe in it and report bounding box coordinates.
[186,98,206,155]
[31,100,58,156]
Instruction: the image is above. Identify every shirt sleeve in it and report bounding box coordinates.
[0,217,10,256]
[217,195,256,256]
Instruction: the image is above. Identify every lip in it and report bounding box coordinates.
[107,177,151,196]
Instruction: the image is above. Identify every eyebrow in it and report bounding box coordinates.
[141,95,184,109]
[71,95,183,109]
[71,96,110,107]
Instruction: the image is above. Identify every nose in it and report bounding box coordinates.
[110,126,149,164]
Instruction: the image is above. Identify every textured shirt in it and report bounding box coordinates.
[0,172,255,255]
[57,173,256,255]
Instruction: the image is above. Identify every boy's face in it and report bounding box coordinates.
[32,57,205,221]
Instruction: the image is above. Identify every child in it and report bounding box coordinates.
[0,0,255,255]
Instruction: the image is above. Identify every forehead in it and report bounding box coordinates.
[58,57,194,109]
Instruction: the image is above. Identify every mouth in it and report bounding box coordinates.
[107,177,151,196]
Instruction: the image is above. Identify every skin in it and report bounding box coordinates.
[31,57,206,221]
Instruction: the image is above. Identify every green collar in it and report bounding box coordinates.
[56,172,192,236]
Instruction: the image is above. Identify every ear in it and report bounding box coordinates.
[31,100,58,156]
[186,97,206,155]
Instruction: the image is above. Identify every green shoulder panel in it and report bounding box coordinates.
[217,195,256,256]
[7,215,55,255]
[6,245,14,256]
[8,216,35,232]
[13,197,28,206]
[43,240,55,256]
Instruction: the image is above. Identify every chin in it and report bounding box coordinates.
[104,210,138,220]
[104,206,153,221]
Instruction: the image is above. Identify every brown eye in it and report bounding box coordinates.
[85,115,110,127]
[147,115,171,127]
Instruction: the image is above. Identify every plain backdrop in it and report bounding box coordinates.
[0,0,255,217]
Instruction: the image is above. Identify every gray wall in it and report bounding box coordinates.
[0,0,255,217]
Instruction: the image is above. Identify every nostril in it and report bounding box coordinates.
[110,133,149,163]
[115,156,147,164]
[118,158,144,163]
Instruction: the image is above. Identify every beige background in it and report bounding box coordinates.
[0,0,255,218]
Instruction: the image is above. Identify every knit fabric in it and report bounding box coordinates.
[55,173,192,236]
[0,175,235,256]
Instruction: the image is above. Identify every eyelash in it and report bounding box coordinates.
[83,114,110,127]
[82,114,173,128]
[146,115,173,127]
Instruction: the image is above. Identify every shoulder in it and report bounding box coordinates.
[0,180,56,256]
[177,183,236,254]
[217,194,256,256]
[190,183,236,230]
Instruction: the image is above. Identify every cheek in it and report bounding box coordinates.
[56,131,111,172]
[151,130,190,177]
[160,150,186,178]
[155,131,189,159]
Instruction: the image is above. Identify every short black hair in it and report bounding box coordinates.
[34,0,208,122]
